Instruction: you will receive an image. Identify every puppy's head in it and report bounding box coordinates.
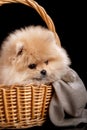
[0,26,71,85]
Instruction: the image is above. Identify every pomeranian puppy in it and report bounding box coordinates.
[0,25,71,85]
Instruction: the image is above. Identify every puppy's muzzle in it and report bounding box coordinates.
[40,69,47,76]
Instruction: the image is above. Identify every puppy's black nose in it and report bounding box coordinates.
[40,69,47,75]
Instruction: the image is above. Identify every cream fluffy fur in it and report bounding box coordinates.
[0,25,71,85]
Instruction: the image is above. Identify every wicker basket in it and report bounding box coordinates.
[0,0,61,129]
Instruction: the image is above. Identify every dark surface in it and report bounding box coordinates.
[0,0,87,129]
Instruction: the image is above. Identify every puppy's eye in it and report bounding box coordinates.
[28,64,37,69]
[45,60,48,65]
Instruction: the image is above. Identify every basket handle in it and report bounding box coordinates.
[0,0,61,46]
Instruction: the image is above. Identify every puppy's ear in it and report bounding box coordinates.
[16,42,24,56]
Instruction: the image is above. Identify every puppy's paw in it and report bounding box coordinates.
[62,67,76,82]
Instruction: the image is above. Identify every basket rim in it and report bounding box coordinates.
[0,83,52,89]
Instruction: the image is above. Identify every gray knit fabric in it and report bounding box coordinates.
[49,68,87,127]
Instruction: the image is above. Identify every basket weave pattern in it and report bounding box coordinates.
[0,84,52,128]
[0,0,60,128]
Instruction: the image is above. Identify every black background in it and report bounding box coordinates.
[0,0,87,130]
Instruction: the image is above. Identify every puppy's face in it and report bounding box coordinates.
[0,26,71,85]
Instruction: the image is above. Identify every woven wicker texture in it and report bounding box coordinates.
[0,0,60,129]
[0,84,52,128]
